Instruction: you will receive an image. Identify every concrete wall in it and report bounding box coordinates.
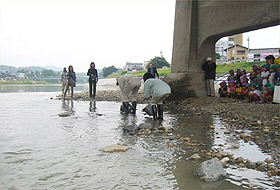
[166,0,279,100]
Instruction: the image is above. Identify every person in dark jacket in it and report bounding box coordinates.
[64,65,76,98]
[202,57,216,97]
[87,62,98,98]
[147,62,159,78]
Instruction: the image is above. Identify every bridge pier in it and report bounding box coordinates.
[166,0,279,100]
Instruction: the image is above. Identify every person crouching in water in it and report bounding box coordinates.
[116,74,141,114]
[64,65,76,98]
[61,67,67,95]
[87,62,98,98]
[143,72,171,120]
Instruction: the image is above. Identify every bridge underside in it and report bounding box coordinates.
[165,0,280,100]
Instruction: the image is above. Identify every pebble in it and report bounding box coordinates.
[220,157,230,165]
[189,153,201,160]
[103,144,128,153]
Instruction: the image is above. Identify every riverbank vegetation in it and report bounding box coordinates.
[0,80,49,85]
[107,61,265,78]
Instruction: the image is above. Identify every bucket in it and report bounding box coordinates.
[142,105,153,116]
[273,86,280,104]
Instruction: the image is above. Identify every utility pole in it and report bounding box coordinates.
[234,35,237,62]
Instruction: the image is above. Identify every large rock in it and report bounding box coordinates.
[195,158,226,182]
[103,144,128,153]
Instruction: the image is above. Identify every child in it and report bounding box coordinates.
[260,83,272,104]
[242,83,249,101]
[235,69,241,83]
[249,65,258,83]
[218,81,228,97]
[227,70,235,81]
[240,75,249,84]
[227,80,236,98]
[256,67,262,91]
[235,82,243,99]
[268,65,277,85]
[274,65,280,84]
[261,64,270,90]
[248,84,261,102]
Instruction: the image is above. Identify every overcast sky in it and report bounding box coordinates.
[1,0,279,72]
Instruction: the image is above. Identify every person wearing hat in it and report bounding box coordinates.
[226,80,236,98]
[202,57,216,97]
[235,81,243,99]
[268,65,277,85]
[261,85,274,104]
[218,81,227,97]
[242,83,249,100]
[274,64,280,84]
[116,74,141,114]
[248,83,261,102]
[227,70,235,82]
[261,64,270,90]
[235,69,241,83]
[87,62,98,98]
[265,55,275,67]
[249,65,258,83]
[274,49,280,66]
[143,72,171,120]
[61,67,68,95]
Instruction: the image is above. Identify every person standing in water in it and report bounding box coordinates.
[87,62,98,98]
[61,67,67,95]
[116,74,141,114]
[143,72,171,120]
[64,65,76,98]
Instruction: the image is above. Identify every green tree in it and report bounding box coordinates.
[215,53,221,59]
[102,65,118,78]
[41,69,56,76]
[149,56,170,69]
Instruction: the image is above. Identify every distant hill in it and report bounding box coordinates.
[0,65,62,73]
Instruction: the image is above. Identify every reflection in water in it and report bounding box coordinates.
[89,101,96,112]
[61,99,74,114]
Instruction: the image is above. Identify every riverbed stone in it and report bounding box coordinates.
[138,123,153,130]
[58,113,71,117]
[189,153,201,160]
[123,124,138,132]
[103,144,128,153]
[195,158,227,182]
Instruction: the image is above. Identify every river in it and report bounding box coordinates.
[0,79,278,189]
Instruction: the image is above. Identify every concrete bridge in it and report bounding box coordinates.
[166,0,279,99]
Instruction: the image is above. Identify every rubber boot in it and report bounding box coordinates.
[122,102,130,114]
[152,105,157,120]
[157,104,163,120]
[131,101,137,114]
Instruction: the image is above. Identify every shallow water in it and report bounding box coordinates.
[0,90,278,189]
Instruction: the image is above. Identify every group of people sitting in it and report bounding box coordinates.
[218,55,280,103]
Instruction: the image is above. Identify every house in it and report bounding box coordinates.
[247,48,280,62]
[124,62,144,72]
[224,44,248,61]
